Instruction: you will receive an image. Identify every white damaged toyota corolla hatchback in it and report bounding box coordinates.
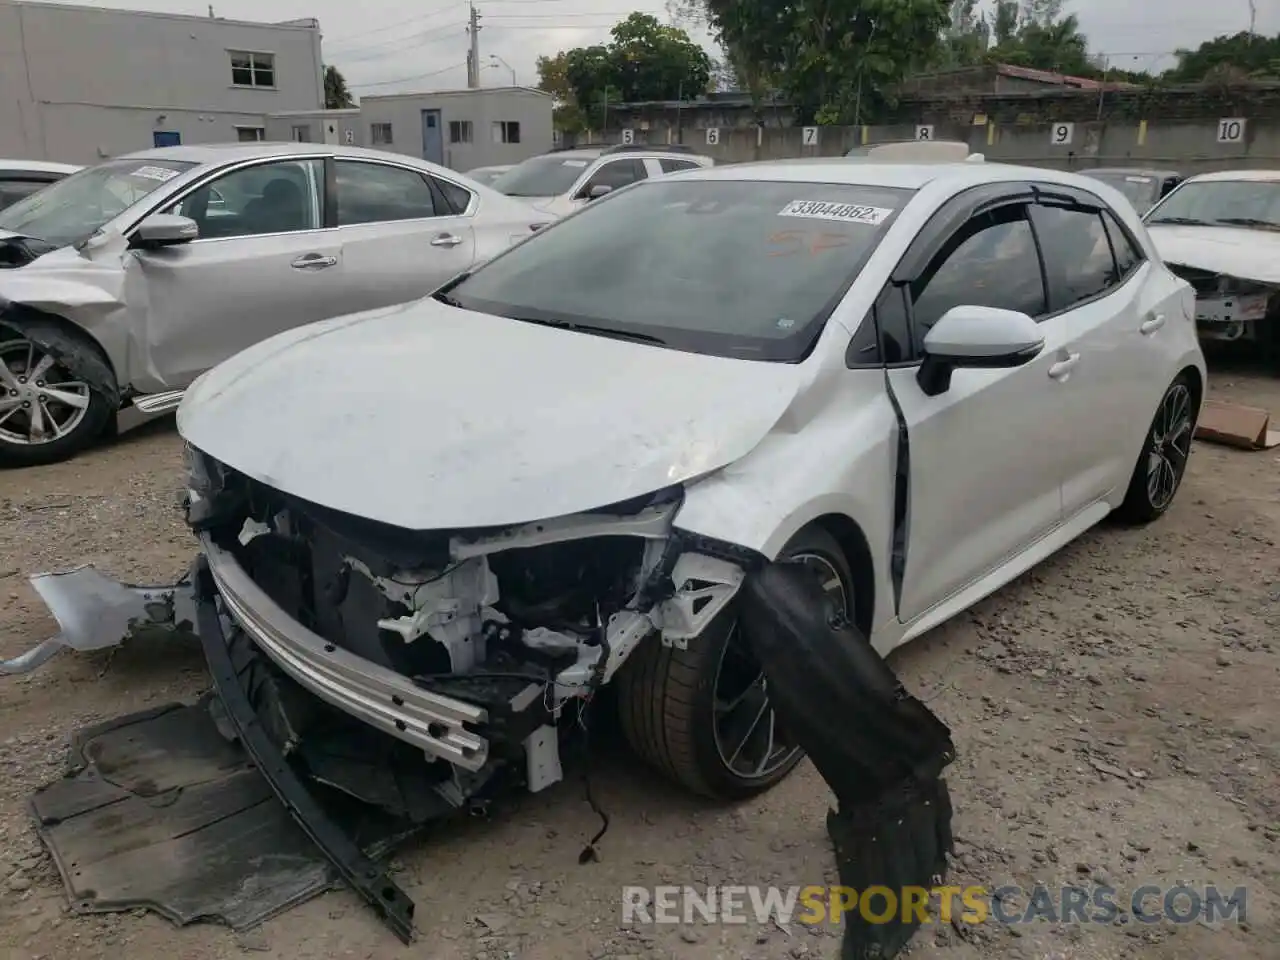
[171,159,1205,802]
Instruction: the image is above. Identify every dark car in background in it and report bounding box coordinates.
[1080,168,1183,214]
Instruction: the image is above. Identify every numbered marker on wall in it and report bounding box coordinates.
[915,124,934,141]
[1050,122,1074,146]
[344,129,354,144]
[705,127,720,146]
[621,128,635,145]
[802,126,819,147]
[1217,118,1246,143]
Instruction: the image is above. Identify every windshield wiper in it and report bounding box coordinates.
[508,315,666,346]
[1213,217,1280,231]
[1147,216,1213,226]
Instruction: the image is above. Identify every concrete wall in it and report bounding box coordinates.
[358,88,554,171]
[591,84,1280,174]
[0,0,323,163]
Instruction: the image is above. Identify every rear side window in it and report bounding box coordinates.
[0,178,54,210]
[335,160,436,225]
[1030,205,1118,310]
[659,158,700,173]
[910,205,1047,341]
[1102,211,1144,280]
[433,176,473,215]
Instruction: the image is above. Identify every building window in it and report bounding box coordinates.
[230,51,276,88]
[291,125,312,142]
[235,126,266,142]
[449,120,473,144]
[491,121,520,144]
[370,123,394,145]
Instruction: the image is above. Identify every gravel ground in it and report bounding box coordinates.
[1,372,1277,960]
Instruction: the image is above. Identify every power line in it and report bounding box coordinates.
[325,3,467,49]
[349,62,468,89]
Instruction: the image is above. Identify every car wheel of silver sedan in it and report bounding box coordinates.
[618,524,855,800]
[0,331,113,468]
[1114,371,1199,524]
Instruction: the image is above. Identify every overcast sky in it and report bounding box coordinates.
[38,0,1280,96]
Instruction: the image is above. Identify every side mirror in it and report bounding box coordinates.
[587,184,613,200]
[917,305,1043,397]
[130,214,198,249]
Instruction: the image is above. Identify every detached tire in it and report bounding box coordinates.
[0,324,115,468]
[1113,371,1198,525]
[617,524,854,800]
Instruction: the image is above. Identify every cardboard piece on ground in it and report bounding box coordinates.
[1194,399,1280,451]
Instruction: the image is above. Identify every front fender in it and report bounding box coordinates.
[673,377,900,634]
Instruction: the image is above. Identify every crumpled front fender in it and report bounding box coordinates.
[1,566,196,675]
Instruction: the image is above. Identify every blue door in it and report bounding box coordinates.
[153,130,181,148]
[421,110,443,164]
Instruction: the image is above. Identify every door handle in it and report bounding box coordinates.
[1140,313,1166,335]
[1048,352,1080,381]
[431,233,463,248]
[291,254,337,269]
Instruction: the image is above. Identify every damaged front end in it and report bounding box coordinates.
[179,443,748,808]
[1166,262,1280,345]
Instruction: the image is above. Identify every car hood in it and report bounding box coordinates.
[1146,224,1280,285]
[177,298,806,530]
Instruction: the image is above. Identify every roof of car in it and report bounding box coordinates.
[1181,169,1280,184]
[675,158,1124,194]
[111,142,442,167]
[0,158,82,174]
[1084,167,1182,179]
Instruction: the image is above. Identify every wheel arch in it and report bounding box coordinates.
[0,302,121,406]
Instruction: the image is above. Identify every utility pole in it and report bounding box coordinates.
[466,2,482,88]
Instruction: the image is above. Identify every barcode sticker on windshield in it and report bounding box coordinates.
[131,165,180,182]
[779,200,893,225]
[562,159,589,167]
[1125,176,1152,183]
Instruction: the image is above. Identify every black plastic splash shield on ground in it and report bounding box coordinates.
[192,554,418,943]
[31,701,340,931]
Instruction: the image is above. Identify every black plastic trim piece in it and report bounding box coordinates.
[193,556,417,944]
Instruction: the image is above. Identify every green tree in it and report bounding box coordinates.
[984,1,1095,75]
[697,0,950,123]
[937,0,990,68]
[323,65,354,109]
[1163,31,1280,83]
[537,51,589,133]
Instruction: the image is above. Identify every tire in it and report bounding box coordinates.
[617,524,855,800]
[1113,372,1198,525]
[0,325,115,468]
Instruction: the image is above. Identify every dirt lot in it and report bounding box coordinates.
[0,371,1277,960]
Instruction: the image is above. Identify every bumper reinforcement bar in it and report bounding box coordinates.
[194,555,417,943]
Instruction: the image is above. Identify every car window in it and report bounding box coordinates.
[1031,205,1119,310]
[910,206,1047,342]
[659,158,700,174]
[432,176,473,215]
[580,159,647,197]
[169,159,323,239]
[1102,211,1144,280]
[489,154,596,198]
[445,178,913,362]
[1083,172,1158,211]
[0,178,55,211]
[0,157,195,247]
[1147,179,1280,231]
[334,160,436,226]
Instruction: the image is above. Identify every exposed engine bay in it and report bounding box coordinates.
[1166,262,1279,344]
[185,443,752,811]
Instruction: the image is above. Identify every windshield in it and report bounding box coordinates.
[1146,179,1280,231]
[0,157,195,247]
[489,154,596,197]
[1084,172,1159,211]
[444,178,913,361]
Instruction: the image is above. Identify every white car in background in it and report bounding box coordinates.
[0,159,81,211]
[1142,169,1280,365]
[143,159,1205,804]
[465,164,513,186]
[0,143,547,467]
[489,144,714,218]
